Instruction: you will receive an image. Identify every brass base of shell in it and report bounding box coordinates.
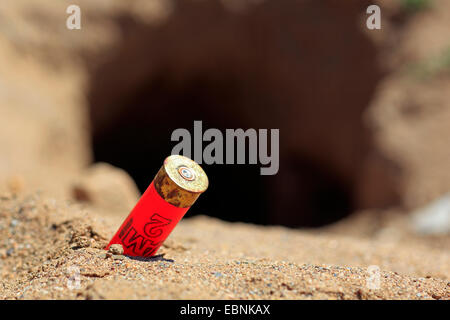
[154,155,208,208]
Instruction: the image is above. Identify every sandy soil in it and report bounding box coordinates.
[0,0,449,301]
[0,193,448,300]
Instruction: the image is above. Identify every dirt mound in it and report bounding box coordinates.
[1,0,449,226]
[0,0,404,227]
[0,194,448,299]
[367,0,450,209]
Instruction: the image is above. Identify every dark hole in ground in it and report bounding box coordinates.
[90,70,354,227]
[87,0,398,227]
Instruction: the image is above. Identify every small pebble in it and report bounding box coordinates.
[109,244,124,255]
[97,253,108,259]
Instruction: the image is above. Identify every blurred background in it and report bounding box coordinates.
[0,0,449,232]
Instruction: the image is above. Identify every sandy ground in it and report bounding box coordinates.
[0,193,448,300]
[0,0,449,301]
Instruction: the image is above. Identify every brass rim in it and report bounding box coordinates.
[154,155,208,208]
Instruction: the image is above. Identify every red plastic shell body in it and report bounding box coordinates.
[106,182,189,257]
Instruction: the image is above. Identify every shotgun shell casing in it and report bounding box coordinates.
[106,155,208,257]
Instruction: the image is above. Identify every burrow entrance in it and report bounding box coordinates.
[87,0,400,227]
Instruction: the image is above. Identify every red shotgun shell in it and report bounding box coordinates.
[106,155,208,257]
